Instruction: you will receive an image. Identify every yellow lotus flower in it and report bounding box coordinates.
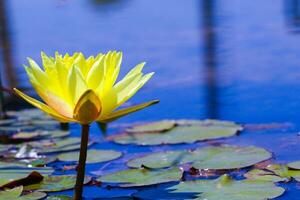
[14,51,158,125]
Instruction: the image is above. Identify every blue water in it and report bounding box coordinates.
[2,0,300,199]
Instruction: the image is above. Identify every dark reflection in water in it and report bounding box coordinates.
[202,0,218,119]
[284,0,300,32]
[0,0,17,88]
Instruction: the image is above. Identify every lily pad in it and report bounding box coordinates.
[0,186,46,200]
[24,175,91,192]
[287,161,300,169]
[113,120,242,145]
[128,146,272,170]
[58,149,122,163]
[45,196,72,200]
[168,174,285,200]
[126,120,176,133]
[98,167,183,187]
[0,171,44,188]
[34,137,92,154]
[266,164,300,182]
[244,169,288,182]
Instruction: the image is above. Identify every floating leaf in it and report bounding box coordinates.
[168,174,285,200]
[113,120,242,145]
[34,137,92,154]
[0,161,28,168]
[58,149,122,164]
[0,186,46,200]
[0,171,43,188]
[266,164,300,182]
[45,195,72,200]
[244,169,288,182]
[126,120,176,133]
[24,175,91,192]
[128,146,271,170]
[98,167,183,187]
[287,161,300,170]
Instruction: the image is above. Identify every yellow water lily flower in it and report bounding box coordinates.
[14,51,158,125]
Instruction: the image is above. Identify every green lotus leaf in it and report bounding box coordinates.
[128,146,271,170]
[0,168,53,187]
[287,161,300,170]
[114,120,242,145]
[0,186,46,200]
[24,175,91,192]
[168,174,285,200]
[58,149,122,164]
[126,120,176,133]
[244,169,288,182]
[98,167,183,187]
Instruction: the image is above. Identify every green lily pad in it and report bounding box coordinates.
[113,120,242,145]
[244,169,288,182]
[0,186,46,200]
[98,167,183,187]
[0,161,28,168]
[0,171,44,188]
[128,146,271,170]
[0,167,54,186]
[126,120,176,133]
[287,161,300,169]
[24,175,91,192]
[34,137,92,154]
[58,149,122,163]
[266,164,300,182]
[168,174,285,200]
[45,195,72,200]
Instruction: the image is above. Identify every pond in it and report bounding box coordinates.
[1,0,300,199]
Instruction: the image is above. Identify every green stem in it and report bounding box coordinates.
[74,124,89,200]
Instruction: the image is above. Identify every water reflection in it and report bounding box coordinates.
[0,0,17,88]
[284,0,300,32]
[202,0,218,119]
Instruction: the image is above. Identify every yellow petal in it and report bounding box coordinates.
[97,88,117,117]
[116,72,154,106]
[114,62,145,93]
[98,100,159,123]
[13,88,74,123]
[67,65,88,106]
[73,90,101,124]
[86,54,105,90]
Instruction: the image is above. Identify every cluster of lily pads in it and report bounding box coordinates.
[0,110,298,199]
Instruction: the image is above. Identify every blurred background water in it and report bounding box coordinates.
[1,0,300,199]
